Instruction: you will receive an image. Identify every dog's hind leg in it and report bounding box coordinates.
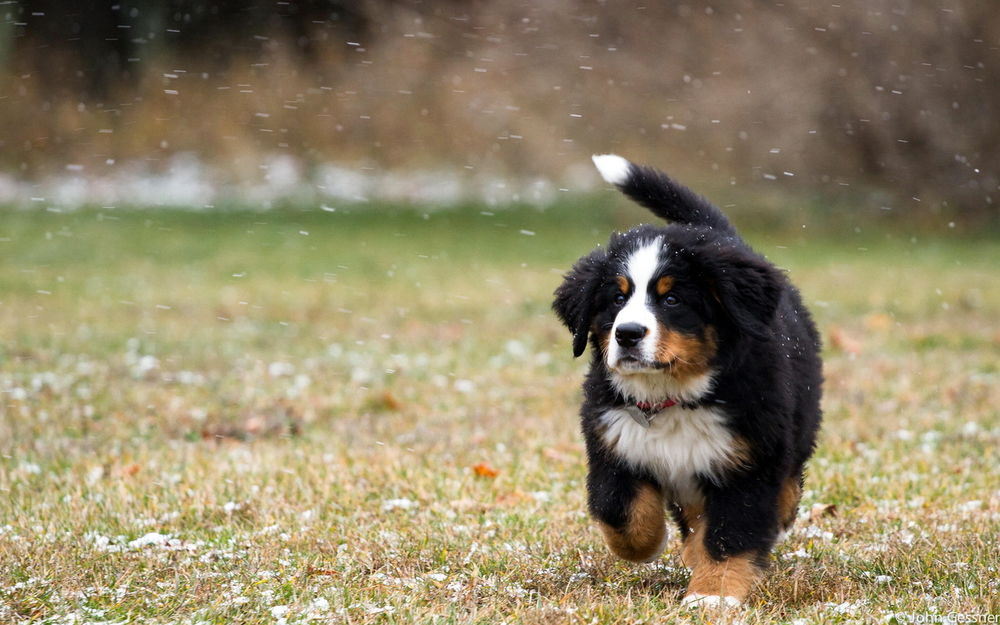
[775,473,803,543]
[681,470,783,607]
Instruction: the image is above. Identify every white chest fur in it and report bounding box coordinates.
[599,405,739,503]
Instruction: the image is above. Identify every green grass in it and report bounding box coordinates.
[1,202,998,624]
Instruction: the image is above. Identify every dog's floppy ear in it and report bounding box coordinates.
[692,242,784,341]
[553,249,607,357]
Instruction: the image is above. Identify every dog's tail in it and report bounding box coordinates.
[591,154,735,234]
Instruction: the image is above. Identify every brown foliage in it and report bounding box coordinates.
[1,1,997,218]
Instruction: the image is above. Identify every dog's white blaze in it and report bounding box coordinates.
[607,238,662,369]
[599,405,737,504]
[592,154,632,186]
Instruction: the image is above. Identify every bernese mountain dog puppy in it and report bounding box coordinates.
[553,155,822,608]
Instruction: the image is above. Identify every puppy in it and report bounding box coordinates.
[553,155,822,608]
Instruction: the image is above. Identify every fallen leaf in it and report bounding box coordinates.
[809,503,838,520]
[473,462,499,478]
[449,498,487,511]
[495,490,529,506]
[864,312,892,331]
[828,326,863,354]
[243,416,265,435]
[542,447,572,463]
[380,390,402,411]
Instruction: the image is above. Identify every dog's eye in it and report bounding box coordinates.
[663,294,680,307]
[614,293,627,306]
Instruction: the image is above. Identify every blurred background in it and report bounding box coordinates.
[0,0,997,225]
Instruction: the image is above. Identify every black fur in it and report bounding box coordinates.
[553,157,823,598]
[553,248,608,358]
[615,161,736,235]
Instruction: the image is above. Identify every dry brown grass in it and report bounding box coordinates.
[0,204,997,623]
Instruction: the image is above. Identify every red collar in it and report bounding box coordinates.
[635,398,677,413]
[626,397,678,428]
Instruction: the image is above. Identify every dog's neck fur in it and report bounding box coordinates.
[608,368,717,405]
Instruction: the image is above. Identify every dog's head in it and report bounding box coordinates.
[553,225,784,400]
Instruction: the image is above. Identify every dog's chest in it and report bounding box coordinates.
[598,406,737,502]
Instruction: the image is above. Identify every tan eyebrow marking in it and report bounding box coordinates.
[656,276,674,296]
[616,275,630,295]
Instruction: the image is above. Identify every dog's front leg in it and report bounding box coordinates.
[586,460,667,563]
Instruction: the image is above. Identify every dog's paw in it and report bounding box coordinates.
[681,593,742,609]
[638,526,670,563]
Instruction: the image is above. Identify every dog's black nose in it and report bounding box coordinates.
[615,322,647,347]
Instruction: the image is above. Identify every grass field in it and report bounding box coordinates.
[1,201,998,624]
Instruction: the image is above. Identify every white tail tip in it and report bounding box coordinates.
[591,154,631,186]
